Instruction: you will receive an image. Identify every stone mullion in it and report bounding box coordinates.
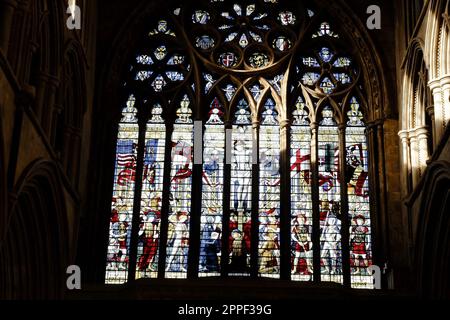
[279,120,291,280]
[310,122,321,283]
[126,119,147,282]
[338,124,351,288]
[157,123,174,279]
[221,121,232,277]
[250,121,260,278]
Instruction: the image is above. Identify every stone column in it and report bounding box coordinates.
[0,0,18,54]
[428,75,450,144]
[414,126,431,173]
[398,130,411,195]
[441,75,450,127]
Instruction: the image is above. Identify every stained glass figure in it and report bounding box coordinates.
[273,36,292,51]
[165,96,194,279]
[318,106,343,284]
[320,77,335,94]
[246,4,256,16]
[154,46,167,61]
[319,47,333,63]
[346,98,373,289]
[249,31,263,42]
[105,96,139,284]
[290,97,313,281]
[278,11,296,25]
[149,20,176,36]
[218,52,239,68]
[196,35,215,50]
[222,84,237,101]
[135,71,152,81]
[136,105,166,279]
[167,55,185,65]
[269,74,284,94]
[166,71,185,82]
[312,22,339,38]
[203,73,217,94]
[250,84,264,101]
[239,34,249,48]
[333,73,351,84]
[136,55,154,65]
[199,98,225,276]
[229,99,252,275]
[303,57,320,67]
[258,99,281,278]
[301,72,320,86]
[234,4,242,16]
[192,10,210,24]
[333,57,352,68]
[248,52,269,68]
[152,75,166,92]
[225,32,238,42]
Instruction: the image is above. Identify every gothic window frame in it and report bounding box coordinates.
[103,0,384,290]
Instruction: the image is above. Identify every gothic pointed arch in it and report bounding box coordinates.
[0,160,70,299]
[88,0,390,289]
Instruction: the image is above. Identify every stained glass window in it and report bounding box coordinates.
[318,106,343,284]
[258,99,281,278]
[136,104,166,279]
[107,0,376,290]
[199,98,225,276]
[346,98,373,289]
[290,97,313,281]
[106,96,139,284]
[229,99,253,276]
[165,95,194,279]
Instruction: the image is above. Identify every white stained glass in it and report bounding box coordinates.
[258,99,281,278]
[199,98,225,276]
[165,97,194,279]
[135,110,166,279]
[229,99,252,276]
[291,97,313,281]
[106,96,139,284]
[318,107,343,284]
[346,98,373,289]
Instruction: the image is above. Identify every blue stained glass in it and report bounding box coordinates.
[319,47,333,63]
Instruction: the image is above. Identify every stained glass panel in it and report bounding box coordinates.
[199,98,225,276]
[229,99,253,276]
[318,106,343,284]
[106,96,139,284]
[248,52,269,68]
[319,47,333,63]
[258,99,281,278]
[196,35,215,50]
[192,10,210,24]
[312,22,339,38]
[278,11,296,25]
[136,105,165,279]
[273,36,292,51]
[218,52,239,68]
[320,77,335,94]
[222,84,237,101]
[165,95,193,278]
[290,97,313,281]
[346,98,373,289]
